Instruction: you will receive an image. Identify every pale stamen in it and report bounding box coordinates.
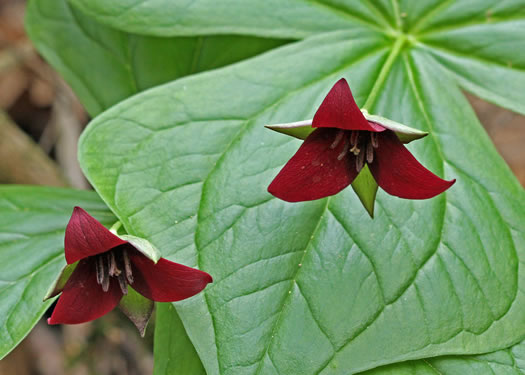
[108,252,121,276]
[337,138,350,160]
[95,248,134,293]
[370,132,378,148]
[96,256,104,285]
[123,250,134,284]
[350,131,359,147]
[335,130,377,171]
[356,149,365,172]
[117,273,128,295]
[366,142,374,164]
[330,130,344,149]
[101,260,110,292]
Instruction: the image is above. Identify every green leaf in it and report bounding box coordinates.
[0,186,115,359]
[64,0,525,119]
[43,261,78,300]
[426,340,525,375]
[362,110,428,143]
[68,0,389,38]
[364,339,525,375]
[118,287,154,337]
[154,307,525,375]
[154,303,207,375]
[26,0,289,116]
[411,1,525,115]
[351,165,378,218]
[119,234,161,263]
[265,120,316,140]
[265,111,428,143]
[361,361,439,375]
[79,22,525,375]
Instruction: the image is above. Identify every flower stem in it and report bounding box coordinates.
[110,220,122,235]
[361,36,406,112]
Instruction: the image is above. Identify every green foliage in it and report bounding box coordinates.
[118,234,161,263]
[154,303,207,375]
[155,304,525,375]
[119,287,155,337]
[68,0,377,38]
[77,33,525,372]
[0,186,115,359]
[368,338,525,374]
[19,0,525,374]
[26,0,289,116]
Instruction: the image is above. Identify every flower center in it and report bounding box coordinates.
[331,130,379,172]
[95,247,134,294]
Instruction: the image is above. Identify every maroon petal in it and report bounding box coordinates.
[48,259,122,325]
[268,128,358,202]
[369,131,456,199]
[65,207,127,264]
[129,253,213,302]
[313,78,383,132]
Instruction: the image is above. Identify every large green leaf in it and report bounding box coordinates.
[414,1,525,116]
[366,338,525,374]
[68,0,388,38]
[66,0,525,119]
[155,304,525,375]
[426,340,525,375]
[0,186,115,359]
[79,16,525,374]
[154,303,207,375]
[26,0,289,116]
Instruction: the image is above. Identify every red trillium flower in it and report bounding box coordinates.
[267,78,455,206]
[46,207,212,335]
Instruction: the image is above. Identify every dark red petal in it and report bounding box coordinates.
[129,253,213,302]
[65,207,127,264]
[313,78,383,132]
[48,259,122,325]
[369,130,456,199]
[268,128,358,202]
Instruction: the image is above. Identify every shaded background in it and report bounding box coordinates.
[0,0,524,374]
